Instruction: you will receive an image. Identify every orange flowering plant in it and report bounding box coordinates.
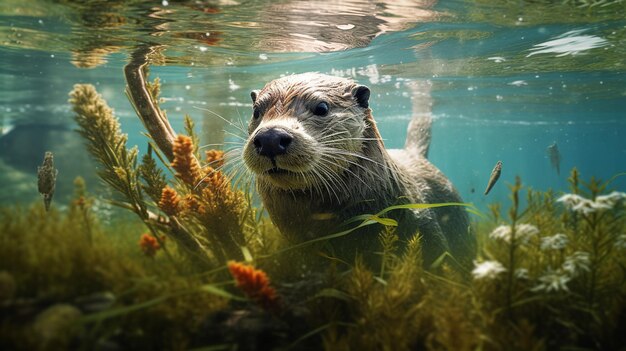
[227,261,279,310]
[139,233,164,257]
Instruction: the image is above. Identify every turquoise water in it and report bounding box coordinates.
[1,0,625,209]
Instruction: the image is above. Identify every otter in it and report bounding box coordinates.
[243,73,475,267]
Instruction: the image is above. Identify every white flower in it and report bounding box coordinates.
[558,192,626,215]
[489,224,538,244]
[489,225,512,242]
[532,270,571,293]
[540,233,569,251]
[562,251,590,276]
[516,224,539,243]
[594,191,626,208]
[557,193,598,214]
[472,260,507,280]
[557,193,586,208]
[571,198,602,214]
[515,268,529,279]
[615,234,626,250]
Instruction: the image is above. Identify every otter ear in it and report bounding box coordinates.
[250,90,259,103]
[352,85,370,108]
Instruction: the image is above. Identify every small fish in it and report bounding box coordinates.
[547,141,561,175]
[37,151,58,211]
[484,161,502,195]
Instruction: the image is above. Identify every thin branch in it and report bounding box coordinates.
[124,45,177,161]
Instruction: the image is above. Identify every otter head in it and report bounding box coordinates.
[243,73,381,195]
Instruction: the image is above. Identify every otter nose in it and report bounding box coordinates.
[253,128,293,158]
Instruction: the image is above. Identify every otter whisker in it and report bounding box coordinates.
[341,159,380,185]
[222,146,244,159]
[309,171,331,201]
[320,154,372,192]
[316,129,352,142]
[318,144,391,194]
[308,170,328,200]
[312,160,346,203]
[199,145,244,171]
[218,153,255,193]
[232,165,255,191]
[317,150,359,193]
[318,153,374,194]
[316,152,351,183]
[198,143,226,149]
[199,140,244,150]
[219,153,252,186]
[293,169,322,198]
[193,147,246,190]
[317,144,374,172]
[193,106,248,135]
[316,165,344,203]
[193,114,249,188]
[223,130,248,142]
[317,122,354,141]
[319,137,380,145]
[322,148,387,168]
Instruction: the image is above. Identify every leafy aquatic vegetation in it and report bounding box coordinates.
[0,188,230,350]
[1,84,625,350]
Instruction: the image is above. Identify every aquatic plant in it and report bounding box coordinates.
[171,135,203,187]
[59,75,626,350]
[6,107,626,351]
[470,169,626,349]
[139,233,163,257]
[0,177,238,350]
[36,151,58,211]
[540,232,569,250]
[158,186,181,216]
[69,83,262,269]
[319,233,430,350]
[70,84,143,214]
[472,260,506,280]
[227,261,279,311]
[138,145,168,203]
[69,176,96,244]
[169,132,249,262]
[70,84,201,267]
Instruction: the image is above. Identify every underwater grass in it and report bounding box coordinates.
[2,167,625,350]
[0,190,234,350]
[4,80,626,350]
[69,82,288,272]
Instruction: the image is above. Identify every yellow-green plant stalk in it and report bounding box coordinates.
[69,84,209,269]
[70,84,141,209]
[505,176,522,316]
[378,226,400,278]
[70,176,94,244]
[138,144,168,203]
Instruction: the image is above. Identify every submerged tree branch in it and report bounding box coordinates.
[124,45,177,161]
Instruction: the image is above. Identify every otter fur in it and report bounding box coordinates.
[243,73,475,267]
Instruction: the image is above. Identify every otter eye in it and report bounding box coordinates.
[253,108,261,120]
[312,101,329,116]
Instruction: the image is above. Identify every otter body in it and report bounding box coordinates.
[243,73,474,266]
